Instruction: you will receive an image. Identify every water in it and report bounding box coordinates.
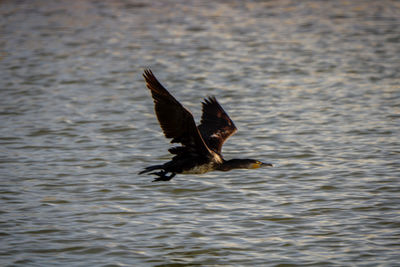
[1,0,399,266]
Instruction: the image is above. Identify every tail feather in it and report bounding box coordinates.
[138,164,164,175]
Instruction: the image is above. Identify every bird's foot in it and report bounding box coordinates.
[150,170,176,182]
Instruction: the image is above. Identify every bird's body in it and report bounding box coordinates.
[139,69,271,181]
[181,164,214,174]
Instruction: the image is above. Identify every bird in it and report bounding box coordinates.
[139,69,272,182]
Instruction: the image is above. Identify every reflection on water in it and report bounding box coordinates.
[1,0,399,266]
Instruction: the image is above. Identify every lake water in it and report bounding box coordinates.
[1,0,399,266]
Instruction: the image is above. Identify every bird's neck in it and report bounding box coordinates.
[217,159,248,171]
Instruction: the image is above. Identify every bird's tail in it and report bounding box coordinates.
[138,164,164,175]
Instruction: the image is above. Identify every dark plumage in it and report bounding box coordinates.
[139,69,272,181]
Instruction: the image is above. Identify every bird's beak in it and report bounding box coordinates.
[261,162,273,167]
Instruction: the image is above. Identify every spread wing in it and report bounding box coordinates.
[143,69,211,158]
[197,96,237,154]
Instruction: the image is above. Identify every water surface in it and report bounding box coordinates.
[1,0,399,266]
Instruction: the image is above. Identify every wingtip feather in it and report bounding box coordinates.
[143,68,154,81]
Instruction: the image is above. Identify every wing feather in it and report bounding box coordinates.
[143,69,211,157]
[198,96,237,154]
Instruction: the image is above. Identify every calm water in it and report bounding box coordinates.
[1,0,400,266]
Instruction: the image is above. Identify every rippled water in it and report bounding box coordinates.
[1,0,399,266]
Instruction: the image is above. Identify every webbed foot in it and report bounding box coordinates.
[150,170,176,182]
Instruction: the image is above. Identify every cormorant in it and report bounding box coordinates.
[139,69,272,182]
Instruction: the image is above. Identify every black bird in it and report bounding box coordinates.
[139,69,272,181]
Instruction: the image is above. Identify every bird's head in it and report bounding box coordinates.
[246,159,273,169]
